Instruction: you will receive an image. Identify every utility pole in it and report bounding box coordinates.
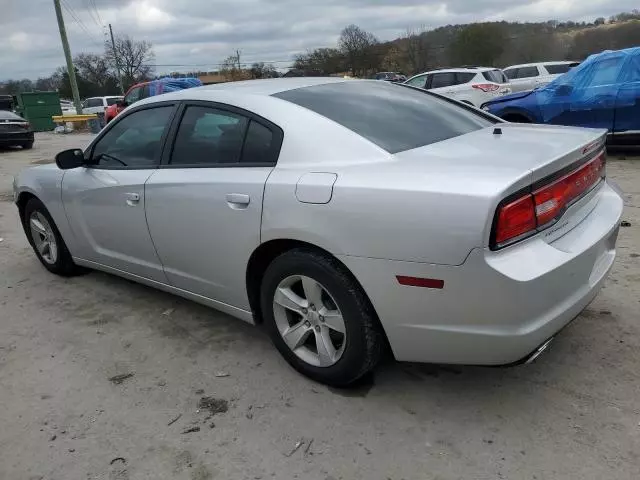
[53,0,82,114]
[109,24,126,95]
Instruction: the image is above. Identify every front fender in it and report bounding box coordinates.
[14,166,78,254]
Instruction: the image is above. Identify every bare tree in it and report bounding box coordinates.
[403,27,430,75]
[338,24,378,76]
[220,49,249,81]
[249,62,278,79]
[74,53,117,89]
[105,35,154,89]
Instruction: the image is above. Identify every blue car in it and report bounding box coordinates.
[482,47,640,146]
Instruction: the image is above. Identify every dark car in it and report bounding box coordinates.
[0,111,34,149]
[375,72,407,82]
[482,47,640,146]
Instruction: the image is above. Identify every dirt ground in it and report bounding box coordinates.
[1,133,639,480]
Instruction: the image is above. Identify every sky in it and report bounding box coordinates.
[2,0,637,80]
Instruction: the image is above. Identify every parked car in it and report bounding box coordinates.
[374,72,407,82]
[14,78,622,386]
[482,48,640,146]
[104,77,202,123]
[404,67,511,107]
[81,96,123,115]
[503,61,580,92]
[0,110,34,149]
[60,99,76,116]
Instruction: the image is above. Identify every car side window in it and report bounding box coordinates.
[170,106,249,166]
[91,106,174,168]
[504,68,518,80]
[430,73,456,89]
[455,72,476,84]
[124,87,142,105]
[241,120,275,163]
[516,66,539,79]
[405,75,427,88]
[87,98,102,107]
[141,85,151,99]
[584,57,625,87]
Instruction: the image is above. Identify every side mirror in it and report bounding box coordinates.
[55,148,85,170]
[555,84,573,96]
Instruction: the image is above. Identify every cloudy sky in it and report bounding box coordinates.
[3,0,637,80]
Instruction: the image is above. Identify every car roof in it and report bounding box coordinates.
[505,61,578,69]
[149,77,353,99]
[411,67,497,76]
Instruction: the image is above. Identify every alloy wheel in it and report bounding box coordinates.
[29,211,58,265]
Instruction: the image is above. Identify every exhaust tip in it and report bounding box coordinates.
[524,338,554,364]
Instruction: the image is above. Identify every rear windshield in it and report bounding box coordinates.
[483,69,507,83]
[274,81,495,153]
[0,110,23,121]
[545,63,579,74]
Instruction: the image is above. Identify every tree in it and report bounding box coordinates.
[449,23,506,66]
[338,24,379,76]
[381,46,403,72]
[104,35,154,89]
[220,50,249,81]
[294,48,344,74]
[74,53,118,91]
[594,17,606,26]
[403,27,431,74]
[249,62,278,79]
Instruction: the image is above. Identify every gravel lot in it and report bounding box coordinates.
[1,132,639,480]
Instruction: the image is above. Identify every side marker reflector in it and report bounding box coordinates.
[396,276,444,289]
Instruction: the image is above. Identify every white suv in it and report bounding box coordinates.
[81,96,123,115]
[403,67,511,107]
[503,61,580,92]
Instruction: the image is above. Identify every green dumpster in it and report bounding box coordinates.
[15,91,62,132]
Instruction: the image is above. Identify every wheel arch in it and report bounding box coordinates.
[245,239,388,344]
[498,108,536,123]
[16,191,39,228]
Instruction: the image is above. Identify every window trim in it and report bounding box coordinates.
[159,100,284,169]
[84,101,179,170]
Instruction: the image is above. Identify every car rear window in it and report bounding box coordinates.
[482,70,507,83]
[545,63,579,74]
[274,81,495,154]
[0,110,24,121]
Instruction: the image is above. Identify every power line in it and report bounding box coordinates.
[90,0,103,26]
[60,0,103,48]
[83,0,101,28]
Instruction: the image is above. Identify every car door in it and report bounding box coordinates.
[145,102,283,310]
[547,54,625,130]
[613,53,640,143]
[61,103,177,281]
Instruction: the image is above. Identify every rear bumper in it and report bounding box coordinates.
[339,180,623,365]
[0,131,34,145]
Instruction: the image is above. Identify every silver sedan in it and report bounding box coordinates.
[13,78,623,386]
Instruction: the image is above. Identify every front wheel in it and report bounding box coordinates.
[23,198,86,276]
[22,141,34,149]
[260,249,384,386]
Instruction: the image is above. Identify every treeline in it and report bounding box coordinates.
[294,11,640,77]
[0,34,154,97]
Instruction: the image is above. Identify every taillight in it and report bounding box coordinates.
[492,150,606,249]
[472,83,500,92]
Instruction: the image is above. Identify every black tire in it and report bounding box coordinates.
[23,197,86,276]
[22,141,34,149]
[260,248,383,386]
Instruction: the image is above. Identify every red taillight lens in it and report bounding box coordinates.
[493,150,606,248]
[533,152,605,226]
[472,83,500,92]
[495,194,537,244]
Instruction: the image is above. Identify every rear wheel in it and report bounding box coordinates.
[260,249,383,386]
[23,198,86,276]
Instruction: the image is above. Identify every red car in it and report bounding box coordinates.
[105,77,202,123]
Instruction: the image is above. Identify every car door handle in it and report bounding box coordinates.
[226,193,250,208]
[125,192,140,206]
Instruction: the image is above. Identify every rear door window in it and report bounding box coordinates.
[430,72,456,89]
[544,63,578,75]
[504,68,518,80]
[405,75,428,88]
[274,81,495,153]
[455,72,476,84]
[515,66,539,79]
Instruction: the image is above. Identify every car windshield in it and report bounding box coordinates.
[274,81,495,153]
[106,97,123,106]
